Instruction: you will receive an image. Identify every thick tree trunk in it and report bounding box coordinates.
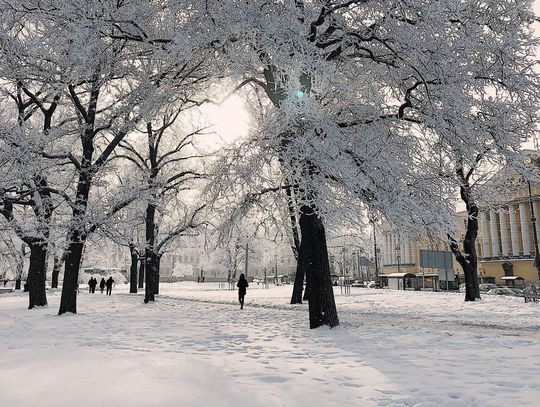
[58,241,84,315]
[27,242,48,308]
[449,176,481,302]
[144,203,157,303]
[138,260,145,288]
[154,255,161,295]
[299,204,339,329]
[129,245,138,293]
[15,243,25,290]
[286,185,304,304]
[144,250,158,303]
[51,252,66,289]
[290,253,305,304]
[52,256,60,289]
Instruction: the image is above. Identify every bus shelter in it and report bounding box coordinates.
[386,273,417,290]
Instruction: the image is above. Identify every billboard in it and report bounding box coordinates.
[419,250,454,281]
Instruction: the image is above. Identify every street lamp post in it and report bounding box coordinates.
[341,247,346,278]
[274,254,278,285]
[373,224,379,287]
[244,242,249,279]
[527,181,540,281]
[395,242,401,274]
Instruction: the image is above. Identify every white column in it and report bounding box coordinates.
[382,234,387,265]
[384,234,390,265]
[403,238,410,264]
[519,203,531,255]
[409,241,416,265]
[391,233,396,264]
[509,205,520,256]
[399,238,405,264]
[388,234,393,264]
[480,212,491,258]
[499,207,509,257]
[535,201,540,255]
[489,210,500,257]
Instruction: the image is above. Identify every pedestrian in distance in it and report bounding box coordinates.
[89,277,97,293]
[88,277,93,293]
[237,273,249,310]
[99,278,106,294]
[105,276,114,295]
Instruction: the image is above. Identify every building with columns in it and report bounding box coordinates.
[380,175,540,287]
[380,226,460,290]
[470,179,540,284]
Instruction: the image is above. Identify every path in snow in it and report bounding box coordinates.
[1,285,539,407]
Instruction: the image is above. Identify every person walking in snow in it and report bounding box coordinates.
[99,278,106,294]
[89,277,97,293]
[237,273,249,309]
[105,276,114,295]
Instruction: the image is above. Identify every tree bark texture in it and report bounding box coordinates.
[129,245,138,293]
[144,203,157,303]
[154,255,161,295]
[58,241,84,314]
[290,253,305,304]
[286,185,305,304]
[144,250,158,303]
[51,251,66,289]
[299,205,339,329]
[51,255,61,289]
[138,260,145,288]
[27,242,48,308]
[449,176,481,301]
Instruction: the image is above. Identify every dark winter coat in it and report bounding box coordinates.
[237,278,249,295]
[99,279,106,289]
[105,277,114,288]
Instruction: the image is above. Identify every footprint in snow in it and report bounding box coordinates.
[257,375,288,383]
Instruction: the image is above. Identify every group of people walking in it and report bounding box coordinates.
[88,273,248,306]
[88,277,114,295]
[85,272,251,309]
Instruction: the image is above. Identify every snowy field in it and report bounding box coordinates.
[1,283,539,407]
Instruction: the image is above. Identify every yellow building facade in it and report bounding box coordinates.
[468,181,540,284]
[380,181,540,286]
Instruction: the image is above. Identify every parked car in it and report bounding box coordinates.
[508,288,524,297]
[479,283,499,292]
[459,283,499,293]
[486,288,521,297]
[351,280,364,287]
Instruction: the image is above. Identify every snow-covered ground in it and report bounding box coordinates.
[1,283,539,407]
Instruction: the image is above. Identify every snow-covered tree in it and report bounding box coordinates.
[1,0,214,314]
[115,104,209,302]
[202,0,539,326]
